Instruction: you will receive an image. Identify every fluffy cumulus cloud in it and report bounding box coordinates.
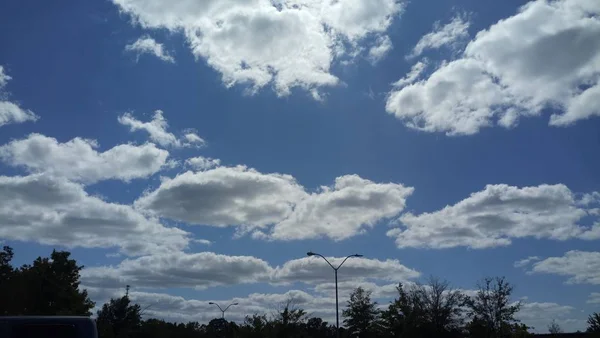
[408,14,470,58]
[82,253,418,292]
[125,36,175,63]
[84,276,582,332]
[516,302,584,333]
[111,0,404,96]
[387,0,600,135]
[118,110,206,148]
[82,251,274,290]
[514,256,541,268]
[588,292,600,304]
[272,256,420,285]
[135,165,306,228]
[136,167,413,241]
[368,36,393,64]
[525,250,600,285]
[85,288,338,324]
[184,156,221,171]
[388,184,600,249]
[0,66,39,127]
[265,175,414,241]
[0,133,169,184]
[0,174,190,255]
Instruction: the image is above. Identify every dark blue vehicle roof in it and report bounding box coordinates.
[0,316,97,338]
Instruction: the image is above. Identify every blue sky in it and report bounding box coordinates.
[1,0,599,333]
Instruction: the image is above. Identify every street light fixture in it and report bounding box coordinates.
[208,302,239,319]
[306,251,363,338]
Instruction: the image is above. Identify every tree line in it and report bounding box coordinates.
[1,246,599,337]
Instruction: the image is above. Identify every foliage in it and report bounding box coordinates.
[96,295,142,338]
[0,246,595,337]
[588,312,600,333]
[0,246,94,316]
[381,277,465,338]
[343,286,380,337]
[548,319,562,334]
[465,277,522,338]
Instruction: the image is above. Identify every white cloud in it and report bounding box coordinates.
[111,0,404,97]
[387,0,600,135]
[272,256,420,285]
[0,66,39,128]
[0,133,169,184]
[86,288,337,324]
[85,282,584,332]
[514,256,541,268]
[0,174,190,256]
[588,292,600,304]
[193,238,212,246]
[135,165,306,228]
[82,251,273,290]
[409,14,470,58]
[125,36,175,63]
[185,156,221,171]
[0,65,10,88]
[82,253,419,292]
[391,59,428,87]
[368,36,393,64]
[528,250,600,285]
[314,281,401,300]
[388,184,600,249]
[266,175,413,241]
[517,302,583,333]
[136,167,413,241]
[118,110,205,148]
[183,132,206,146]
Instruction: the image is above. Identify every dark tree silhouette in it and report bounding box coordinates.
[4,248,94,316]
[343,287,380,337]
[588,312,600,333]
[548,319,562,334]
[381,278,465,338]
[465,277,522,338]
[0,246,15,315]
[96,294,142,338]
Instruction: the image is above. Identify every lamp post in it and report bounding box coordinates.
[307,251,363,338]
[208,302,238,319]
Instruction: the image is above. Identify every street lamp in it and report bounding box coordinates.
[307,251,363,338]
[208,302,239,319]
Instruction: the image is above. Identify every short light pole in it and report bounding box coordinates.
[208,302,238,319]
[307,251,363,338]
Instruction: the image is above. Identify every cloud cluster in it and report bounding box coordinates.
[0,133,170,184]
[588,292,600,304]
[111,0,404,96]
[118,110,205,148]
[125,36,175,63]
[408,14,470,58]
[0,66,39,127]
[135,167,414,241]
[184,156,221,171]
[388,184,600,249]
[387,0,600,135]
[84,281,583,333]
[525,250,600,285]
[0,174,191,255]
[82,252,419,292]
[516,302,583,333]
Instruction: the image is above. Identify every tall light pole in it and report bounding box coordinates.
[307,251,363,338]
[208,302,238,319]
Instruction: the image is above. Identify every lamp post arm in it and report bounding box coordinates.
[335,255,356,270]
[314,253,337,270]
